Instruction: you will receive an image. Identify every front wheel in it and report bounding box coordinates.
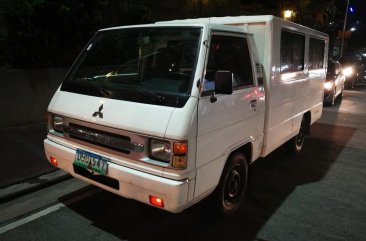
[326,87,336,106]
[338,87,344,104]
[212,152,248,215]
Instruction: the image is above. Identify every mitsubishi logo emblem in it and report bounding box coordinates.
[92,104,104,118]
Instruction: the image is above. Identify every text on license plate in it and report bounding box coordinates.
[74,149,109,175]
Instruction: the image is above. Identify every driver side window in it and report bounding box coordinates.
[203,34,254,92]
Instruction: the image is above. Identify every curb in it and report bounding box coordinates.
[0,170,71,203]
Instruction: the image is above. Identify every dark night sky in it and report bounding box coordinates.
[335,0,366,53]
[339,0,366,30]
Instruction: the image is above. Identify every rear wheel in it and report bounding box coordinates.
[212,152,248,215]
[287,116,306,154]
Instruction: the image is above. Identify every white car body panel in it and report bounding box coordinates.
[44,15,328,213]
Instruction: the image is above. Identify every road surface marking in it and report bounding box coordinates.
[0,203,65,234]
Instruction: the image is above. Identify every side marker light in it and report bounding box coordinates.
[50,156,58,167]
[149,195,164,208]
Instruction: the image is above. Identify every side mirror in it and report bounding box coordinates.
[215,70,233,95]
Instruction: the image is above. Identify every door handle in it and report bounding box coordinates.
[250,99,257,109]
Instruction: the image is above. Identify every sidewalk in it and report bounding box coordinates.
[0,122,70,201]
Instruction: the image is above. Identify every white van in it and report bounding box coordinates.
[44,15,328,214]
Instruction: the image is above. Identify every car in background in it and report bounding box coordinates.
[324,60,345,106]
[355,57,366,86]
[339,55,366,88]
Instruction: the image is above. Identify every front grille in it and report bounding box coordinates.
[64,123,144,154]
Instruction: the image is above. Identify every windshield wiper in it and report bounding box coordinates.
[120,79,165,104]
[76,77,113,97]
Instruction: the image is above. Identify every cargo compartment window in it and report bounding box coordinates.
[309,37,325,70]
[203,34,253,93]
[280,30,305,73]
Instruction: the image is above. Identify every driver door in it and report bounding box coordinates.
[194,32,265,198]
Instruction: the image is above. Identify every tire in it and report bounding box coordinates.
[324,87,335,107]
[212,152,248,215]
[330,87,336,106]
[287,116,306,155]
[338,88,343,104]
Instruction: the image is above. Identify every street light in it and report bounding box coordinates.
[283,10,293,20]
[340,0,350,58]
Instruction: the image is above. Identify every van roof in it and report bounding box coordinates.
[155,15,275,25]
[99,22,246,34]
[99,15,277,32]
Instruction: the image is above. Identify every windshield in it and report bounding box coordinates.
[61,27,202,107]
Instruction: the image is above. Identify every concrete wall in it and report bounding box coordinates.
[0,68,67,128]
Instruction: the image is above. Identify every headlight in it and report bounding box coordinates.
[324,81,333,90]
[150,139,188,168]
[52,115,64,133]
[343,67,353,77]
[150,139,171,162]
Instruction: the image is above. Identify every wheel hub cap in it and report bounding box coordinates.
[228,170,240,198]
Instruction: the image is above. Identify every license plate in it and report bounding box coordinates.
[74,149,109,175]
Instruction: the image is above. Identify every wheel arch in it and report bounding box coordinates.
[234,142,253,165]
[211,142,252,215]
[216,141,253,189]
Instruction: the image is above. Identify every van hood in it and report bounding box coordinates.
[48,91,175,138]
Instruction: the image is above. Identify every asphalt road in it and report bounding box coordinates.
[0,122,55,188]
[1,87,365,241]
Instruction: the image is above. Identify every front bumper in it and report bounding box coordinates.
[44,138,191,213]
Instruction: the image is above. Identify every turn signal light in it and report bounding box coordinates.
[172,142,188,169]
[173,156,187,168]
[149,195,164,208]
[173,142,188,155]
[50,156,58,167]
